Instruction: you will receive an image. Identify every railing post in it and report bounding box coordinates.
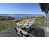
[45,9,48,27]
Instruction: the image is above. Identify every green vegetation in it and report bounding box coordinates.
[0,16,16,31]
[34,17,45,27]
[0,16,15,20]
[0,16,45,31]
[0,20,16,31]
[0,16,29,31]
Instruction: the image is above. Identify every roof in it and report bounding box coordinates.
[39,3,49,12]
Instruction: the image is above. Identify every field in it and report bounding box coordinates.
[0,17,45,31]
[34,17,45,27]
[0,18,29,31]
[0,20,16,31]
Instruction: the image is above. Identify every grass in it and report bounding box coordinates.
[0,20,16,31]
[34,17,45,27]
[0,18,29,31]
[0,17,45,31]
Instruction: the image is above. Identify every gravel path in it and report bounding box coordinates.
[0,27,19,37]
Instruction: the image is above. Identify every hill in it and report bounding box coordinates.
[0,16,15,20]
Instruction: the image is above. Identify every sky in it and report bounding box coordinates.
[0,3,45,15]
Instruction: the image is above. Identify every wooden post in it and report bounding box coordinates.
[45,9,48,27]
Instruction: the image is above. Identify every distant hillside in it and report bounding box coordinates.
[0,14,45,18]
[0,16,15,20]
